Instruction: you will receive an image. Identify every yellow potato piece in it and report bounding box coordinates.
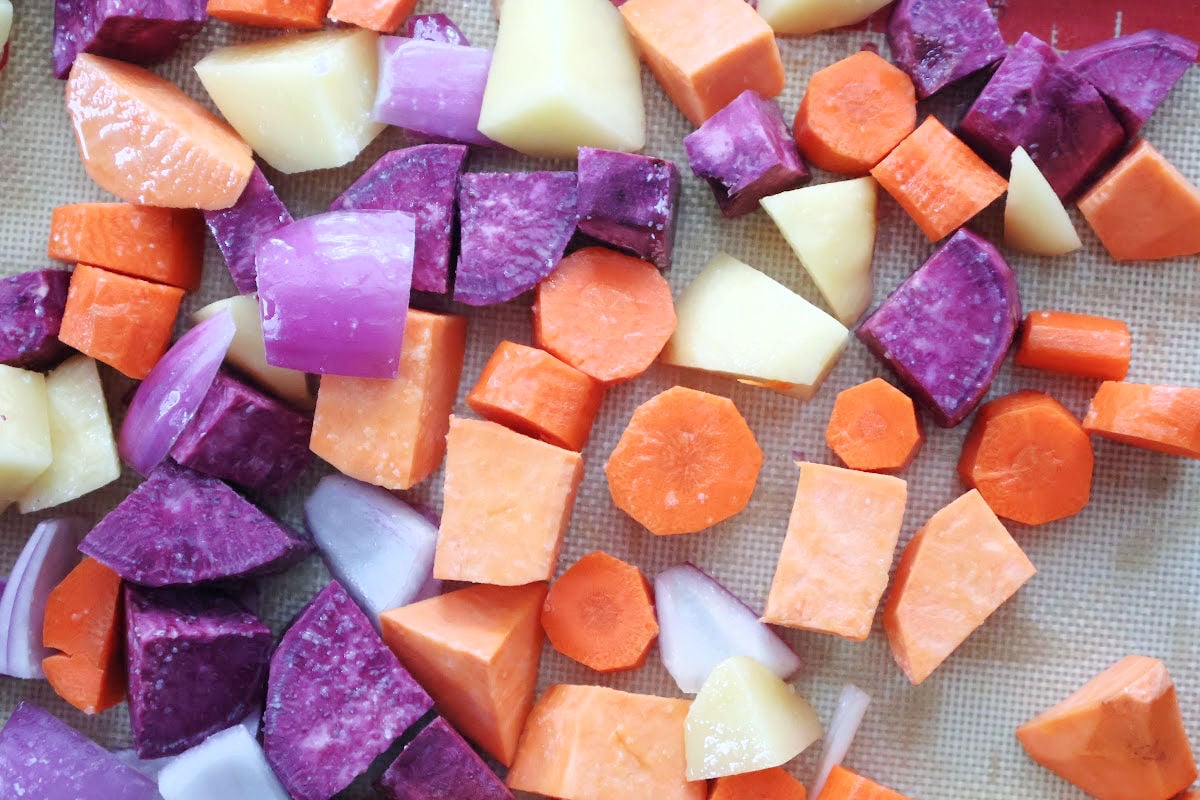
[0,365,52,509]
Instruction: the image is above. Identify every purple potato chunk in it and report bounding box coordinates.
[886,0,1007,99]
[958,32,1125,199]
[0,269,72,370]
[80,460,311,586]
[857,229,1020,428]
[330,145,468,295]
[0,702,160,799]
[374,38,494,147]
[378,717,512,800]
[52,0,206,79]
[202,166,293,294]
[454,172,578,306]
[402,13,470,46]
[125,584,272,759]
[576,147,681,271]
[264,581,434,800]
[1063,29,1199,136]
[683,90,810,218]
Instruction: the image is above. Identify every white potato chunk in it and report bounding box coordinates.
[662,252,849,399]
[0,365,51,509]
[757,0,892,35]
[195,29,384,174]
[761,177,878,325]
[192,295,312,410]
[478,0,645,158]
[685,656,823,780]
[1005,146,1084,256]
[158,726,290,800]
[18,357,119,513]
[0,1,12,53]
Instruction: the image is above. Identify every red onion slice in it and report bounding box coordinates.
[812,683,872,798]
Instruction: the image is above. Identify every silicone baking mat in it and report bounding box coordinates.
[2,2,1199,798]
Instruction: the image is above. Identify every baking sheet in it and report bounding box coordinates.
[2,2,1199,797]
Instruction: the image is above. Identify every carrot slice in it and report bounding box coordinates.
[794,51,917,176]
[712,768,807,800]
[1015,310,1132,381]
[206,0,329,29]
[1082,381,1200,459]
[534,246,676,384]
[815,765,909,800]
[605,386,763,536]
[541,551,659,673]
[825,378,923,472]
[327,0,416,31]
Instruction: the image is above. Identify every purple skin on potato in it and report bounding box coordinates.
[857,229,1021,428]
[52,0,206,79]
[125,584,272,759]
[684,90,809,219]
[886,0,1007,99]
[80,461,311,586]
[1063,29,1199,136]
[374,38,494,147]
[330,145,468,295]
[378,717,512,800]
[0,702,161,800]
[576,147,681,271]
[203,165,293,294]
[264,582,434,800]
[401,13,470,46]
[0,269,72,370]
[958,33,1126,199]
[454,171,578,306]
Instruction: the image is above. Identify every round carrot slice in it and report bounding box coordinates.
[826,378,923,472]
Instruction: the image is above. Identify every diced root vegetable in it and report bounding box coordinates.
[0,366,52,509]
[378,717,512,800]
[1083,382,1200,459]
[576,147,681,271]
[1015,310,1131,381]
[51,0,205,79]
[824,378,923,472]
[401,13,470,45]
[0,270,71,371]
[886,0,1007,98]
[374,38,493,146]
[756,0,891,35]
[203,166,293,294]
[711,768,808,800]
[327,0,417,32]
[205,0,330,30]
[1004,147,1084,256]
[818,765,911,800]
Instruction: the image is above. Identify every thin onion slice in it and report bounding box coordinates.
[811,683,872,798]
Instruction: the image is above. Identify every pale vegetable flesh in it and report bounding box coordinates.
[757,0,893,35]
[1005,146,1084,256]
[0,365,51,509]
[0,1,12,53]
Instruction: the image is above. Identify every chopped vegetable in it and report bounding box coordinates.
[378,717,513,800]
[205,0,328,29]
[0,366,52,509]
[1016,310,1131,380]
[816,765,910,800]
[755,0,891,35]
[157,724,290,800]
[374,38,493,146]
[884,490,1036,684]
[379,582,546,766]
[402,13,469,44]
[202,166,293,294]
[886,0,1007,99]
[52,0,205,79]
[825,378,922,472]
[1004,146,1084,256]
[1017,655,1197,800]
[0,269,71,370]
[576,147,681,270]
[1083,381,1200,459]
[0,0,9,68]
[710,768,808,800]
[812,685,871,799]
[328,0,416,32]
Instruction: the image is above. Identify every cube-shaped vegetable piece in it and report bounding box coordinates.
[1005,146,1083,256]
[821,767,911,800]
[454,172,577,306]
[379,717,512,800]
[42,558,126,715]
[195,29,385,174]
[330,145,468,295]
[125,585,272,758]
[435,417,583,585]
[825,378,923,472]
[887,0,1007,99]
[684,90,809,218]
[1083,382,1200,460]
[256,210,415,378]
[858,229,1020,427]
[374,38,493,147]
[158,724,290,800]
[508,684,701,800]
[760,177,878,324]
[884,490,1036,684]
[0,366,52,510]
[755,0,890,35]
[202,167,293,293]
[206,0,328,29]
[0,701,160,800]
[311,309,467,490]
[621,0,783,126]
[662,253,849,400]
[402,13,469,45]
[576,147,680,270]
[80,461,311,586]
[52,0,206,79]
[264,582,434,800]
[0,269,71,370]
[328,0,416,32]
[959,33,1125,199]
[478,0,644,158]
[18,356,120,513]
[711,769,808,800]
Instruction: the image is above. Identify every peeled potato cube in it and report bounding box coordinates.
[757,0,892,35]
[0,365,52,509]
[1005,146,1083,256]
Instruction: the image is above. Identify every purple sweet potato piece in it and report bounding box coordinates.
[52,0,206,79]
[1063,29,1199,136]
[378,717,513,800]
[886,0,1007,99]
[857,228,1020,428]
[0,269,72,370]
[576,147,681,271]
[958,32,1125,199]
[683,90,810,218]
[0,701,160,800]
[80,460,311,586]
[263,582,434,800]
[373,38,494,147]
[169,371,312,495]
[125,584,272,758]
[330,145,468,295]
[454,171,578,306]
[402,13,470,46]
[203,166,293,294]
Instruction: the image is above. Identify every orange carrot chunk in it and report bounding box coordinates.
[206,0,330,28]
[534,246,677,384]
[48,204,206,292]
[1017,655,1197,800]
[1015,310,1132,381]
[712,768,808,800]
[328,0,416,32]
[541,551,659,673]
[1078,140,1200,261]
[794,51,917,176]
[825,378,923,472]
[958,391,1094,526]
[1083,381,1200,459]
[815,765,910,800]
[58,264,185,380]
[466,341,605,452]
[605,386,763,536]
[870,116,1007,242]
